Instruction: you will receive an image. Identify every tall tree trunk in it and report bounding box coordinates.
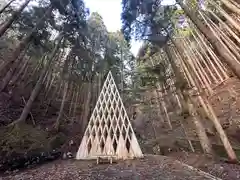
[73,84,81,120]
[204,9,240,60]
[149,58,171,125]
[0,35,32,77]
[45,75,55,97]
[0,0,16,15]
[153,90,165,123]
[175,87,195,152]
[177,0,240,79]
[80,82,92,134]
[54,49,72,130]
[171,40,237,161]
[9,56,30,86]
[202,96,237,162]
[221,0,240,15]
[185,38,214,85]
[230,0,240,10]
[193,27,229,79]
[69,83,76,117]
[186,95,213,155]
[211,0,240,33]
[165,45,213,155]
[54,80,69,130]
[0,43,30,92]
[0,5,53,78]
[0,0,31,37]
[181,38,213,94]
[11,34,63,125]
[43,79,61,116]
[216,25,240,61]
[209,8,240,45]
[149,99,158,142]
[192,32,223,82]
[158,84,173,130]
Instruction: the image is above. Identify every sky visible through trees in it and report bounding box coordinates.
[84,0,176,56]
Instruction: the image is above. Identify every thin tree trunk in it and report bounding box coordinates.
[43,78,62,116]
[45,69,52,91]
[187,96,213,155]
[159,84,173,130]
[149,58,168,124]
[18,62,29,84]
[67,81,73,103]
[208,8,240,45]
[73,84,81,120]
[175,87,195,152]
[171,79,184,109]
[199,8,240,70]
[230,0,240,9]
[202,96,238,162]
[205,10,240,60]
[153,90,165,123]
[193,27,229,79]
[177,0,240,79]
[45,75,55,97]
[11,33,63,125]
[165,45,213,155]
[44,51,63,98]
[0,0,16,15]
[80,82,92,134]
[211,0,240,33]
[220,0,240,15]
[0,43,30,92]
[192,49,212,85]
[54,48,73,130]
[57,80,63,99]
[0,0,31,37]
[149,99,159,147]
[0,5,53,77]
[10,56,30,86]
[196,49,219,83]
[54,80,69,130]
[30,59,43,78]
[172,38,238,158]
[192,32,223,82]
[218,28,240,61]
[181,38,213,94]
[180,117,195,152]
[69,84,76,116]
[185,37,215,84]
[172,40,237,161]
[181,43,207,89]
[98,73,101,97]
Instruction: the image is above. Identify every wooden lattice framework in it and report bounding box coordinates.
[76,71,143,160]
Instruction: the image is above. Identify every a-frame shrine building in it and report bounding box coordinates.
[76,71,143,160]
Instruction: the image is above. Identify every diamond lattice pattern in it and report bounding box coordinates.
[76,71,143,160]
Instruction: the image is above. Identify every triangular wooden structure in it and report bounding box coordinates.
[76,71,143,160]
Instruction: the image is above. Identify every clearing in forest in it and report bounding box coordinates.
[1,155,221,180]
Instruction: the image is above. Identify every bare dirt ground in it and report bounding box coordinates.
[0,155,220,180]
[169,152,240,180]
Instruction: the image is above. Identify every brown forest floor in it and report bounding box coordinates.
[169,152,240,180]
[1,155,224,180]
